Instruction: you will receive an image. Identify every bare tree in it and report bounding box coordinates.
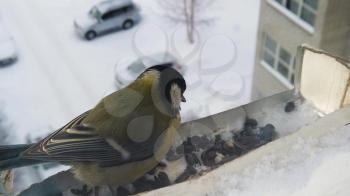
[158,0,216,44]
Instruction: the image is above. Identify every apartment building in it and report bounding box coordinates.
[252,0,350,100]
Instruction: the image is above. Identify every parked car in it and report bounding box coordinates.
[0,21,17,67]
[115,52,185,88]
[74,0,141,40]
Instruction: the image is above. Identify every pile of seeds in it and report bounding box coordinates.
[118,118,277,195]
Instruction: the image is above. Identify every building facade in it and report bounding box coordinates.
[252,0,350,100]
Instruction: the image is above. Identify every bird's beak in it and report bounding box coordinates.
[181,94,186,102]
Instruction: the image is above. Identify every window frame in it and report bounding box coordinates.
[260,33,295,88]
[267,0,317,34]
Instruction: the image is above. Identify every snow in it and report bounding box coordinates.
[0,0,260,143]
[217,126,350,196]
[292,153,350,196]
[0,40,16,60]
[142,108,350,196]
[0,0,260,191]
[0,20,17,61]
[249,99,320,137]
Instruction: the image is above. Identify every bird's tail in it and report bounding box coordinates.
[0,144,45,171]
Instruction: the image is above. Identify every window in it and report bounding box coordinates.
[101,7,126,20]
[123,5,135,12]
[89,6,101,19]
[101,11,115,20]
[261,34,295,85]
[273,0,318,26]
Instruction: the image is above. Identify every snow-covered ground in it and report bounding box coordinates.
[0,0,260,142]
[0,0,260,190]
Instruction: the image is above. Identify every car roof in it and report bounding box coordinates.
[96,0,133,13]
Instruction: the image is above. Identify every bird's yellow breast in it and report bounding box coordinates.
[72,116,180,186]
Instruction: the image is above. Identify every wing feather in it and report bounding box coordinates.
[21,110,153,166]
[21,111,124,163]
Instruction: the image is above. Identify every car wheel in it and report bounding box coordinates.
[85,31,97,40]
[122,20,134,30]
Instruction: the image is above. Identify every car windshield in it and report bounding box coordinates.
[127,62,146,75]
[89,6,101,19]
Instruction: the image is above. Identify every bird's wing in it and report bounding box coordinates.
[22,80,170,167]
[21,110,153,166]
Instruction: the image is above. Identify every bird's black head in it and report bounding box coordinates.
[146,63,187,105]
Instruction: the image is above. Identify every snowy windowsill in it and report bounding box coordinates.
[267,0,315,35]
[260,60,294,89]
[142,105,350,196]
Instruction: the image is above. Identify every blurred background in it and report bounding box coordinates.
[0,0,348,192]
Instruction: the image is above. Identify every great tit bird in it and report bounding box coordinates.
[0,64,186,188]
